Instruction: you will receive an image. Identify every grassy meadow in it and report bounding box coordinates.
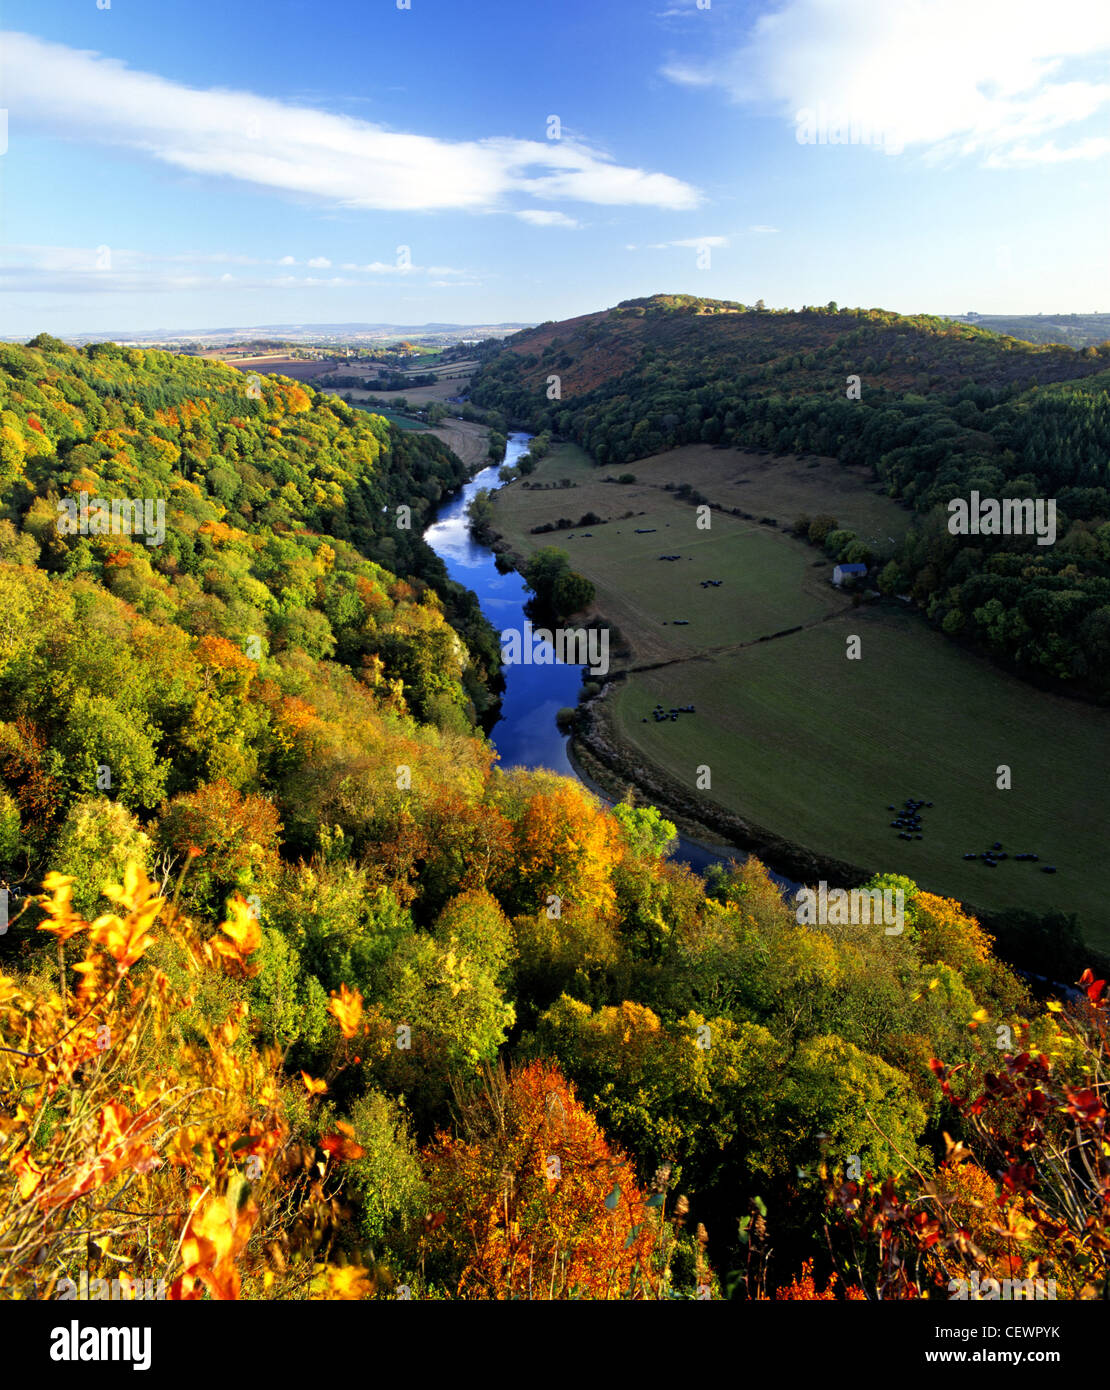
[490,442,1110,949]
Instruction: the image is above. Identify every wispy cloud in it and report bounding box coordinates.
[3,31,701,213]
[625,234,728,251]
[515,210,581,228]
[655,0,717,19]
[0,244,466,294]
[661,0,1110,164]
[664,235,728,248]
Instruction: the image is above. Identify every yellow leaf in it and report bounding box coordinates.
[327,983,363,1039]
[312,1264,373,1300]
[212,897,261,968]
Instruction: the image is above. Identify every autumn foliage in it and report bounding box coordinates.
[1,340,1107,1303]
[0,863,374,1300]
[821,971,1110,1300]
[420,1060,660,1299]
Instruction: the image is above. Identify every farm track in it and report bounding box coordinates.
[616,606,848,677]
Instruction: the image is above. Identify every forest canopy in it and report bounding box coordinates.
[0,338,1105,1302]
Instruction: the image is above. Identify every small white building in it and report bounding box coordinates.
[832,563,868,587]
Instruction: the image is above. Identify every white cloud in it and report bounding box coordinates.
[655,0,713,17]
[3,31,701,212]
[307,256,332,267]
[664,235,728,248]
[515,210,581,227]
[748,224,777,234]
[0,244,383,294]
[661,0,1110,164]
[984,135,1110,167]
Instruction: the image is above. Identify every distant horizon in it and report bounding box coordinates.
[5,302,1110,347]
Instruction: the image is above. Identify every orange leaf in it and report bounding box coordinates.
[319,1132,365,1162]
[327,983,363,1039]
[11,1148,44,1200]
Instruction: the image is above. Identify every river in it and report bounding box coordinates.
[424,431,783,881]
[423,429,1076,996]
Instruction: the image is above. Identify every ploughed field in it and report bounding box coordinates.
[325,369,475,406]
[489,442,1110,950]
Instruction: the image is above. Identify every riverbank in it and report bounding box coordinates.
[471,471,861,886]
[466,455,854,886]
[569,676,870,889]
[479,440,1109,955]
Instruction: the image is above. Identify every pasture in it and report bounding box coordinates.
[491,442,851,665]
[629,444,915,550]
[607,606,1109,948]
[353,405,427,430]
[491,442,1109,948]
[429,417,491,471]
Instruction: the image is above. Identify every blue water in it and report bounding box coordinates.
[426,445,1073,990]
[424,432,789,884]
[424,434,584,773]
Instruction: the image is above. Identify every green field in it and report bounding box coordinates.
[493,444,854,666]
[609,608,1109,946]
[355,405,428,430]
[624,443,915,550]
[491,441,1110,948]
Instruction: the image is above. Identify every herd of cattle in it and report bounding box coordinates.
[888,798,1057,872]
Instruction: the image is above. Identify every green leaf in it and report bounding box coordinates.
[604,1184,621,1211]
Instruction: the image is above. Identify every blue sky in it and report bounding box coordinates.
[1,0,1108,335]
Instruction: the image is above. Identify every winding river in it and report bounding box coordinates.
[424,431,776,880]
[423,430,1074,996]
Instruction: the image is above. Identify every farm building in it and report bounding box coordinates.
[832,562,868,587]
